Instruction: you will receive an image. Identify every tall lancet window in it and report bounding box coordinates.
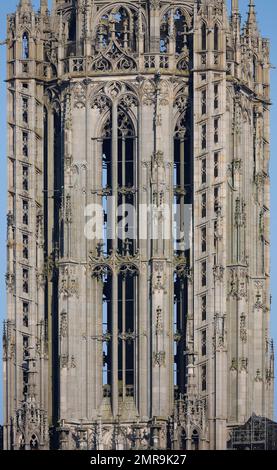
[118,263,138,399]
[201,23,207,50]
[97,98,138,400]
[173,107,191,395]
[22,32,29,59]
[102,267,113,393]
[174,10,189,54]
[117,107,136,253]
[214,24,219,51]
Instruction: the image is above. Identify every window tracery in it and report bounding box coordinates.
[160,9,191,54]
[96,6,143,53]
[92,95,138,401]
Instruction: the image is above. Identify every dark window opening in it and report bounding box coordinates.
[192,430,200,450]
[22,200,29,225]
[214,118,219,144]
[68,12,76,42]
[201,23,207,50]
[23,335,29,359]
[23,268,29,294]
[214,152,219,178]
[174,269,189,395]
[214,186,219,213]
[22,97,28,124]
[201,124,207,150]
[201,158,206,185]
[22,62,28,73]
[214,24,219,51]
[22,131,28,157]
[201,89,207,115]
[201,295,207,322]
[118,271,136,397]
[23,234,28,259]
[23,301,29,327]
[22,165,29,191]
[201,261,207,287]
[30,435,38,450]
[214,84,219,110]
[201,227,207,253]
[102,270,112,394]
[201,193,207,219]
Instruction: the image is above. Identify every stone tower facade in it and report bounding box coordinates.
[3,0,274,450]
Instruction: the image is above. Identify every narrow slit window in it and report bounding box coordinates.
[23,200,29,225]
[214,118,219,144]
[201,261,207,287]
[201,364,207,391]
[201,23,207,50]
[23,268,29,294]
[214,186,219,213]
[201,226,207,253]
[201,330,207,356]
[23,234,29,260]
[214,83,219,110]
[22,97,28,124]
[201,295,207,321]
[201,124,207,150]
[201,158,207,185]
[214,24,219,51]
[214,152,219,178]
[201,89,207,115]
[22,32,29,60]
[214,220,218,248]
[22,165,29,191]
[201,193,207,218]
[22,131,28,157]
[23,335,29,359]
[23,301,29,328]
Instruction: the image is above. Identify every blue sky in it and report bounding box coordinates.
[0,0,276,423]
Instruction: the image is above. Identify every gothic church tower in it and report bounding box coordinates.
[3,0,274,450]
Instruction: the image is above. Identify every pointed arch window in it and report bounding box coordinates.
[95,97,138,401]
[30,434,39,450]
[191,430,200,450]
[160,9,190,54]
[160,13,169,53]
[114,7,131,49]
[68,11,76,42]
[201,23,207,51]
[214,24,219,51]
[22,32,29,59]
[175,10,189,54]
[97,7,138,52]
[173,105,192,395]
